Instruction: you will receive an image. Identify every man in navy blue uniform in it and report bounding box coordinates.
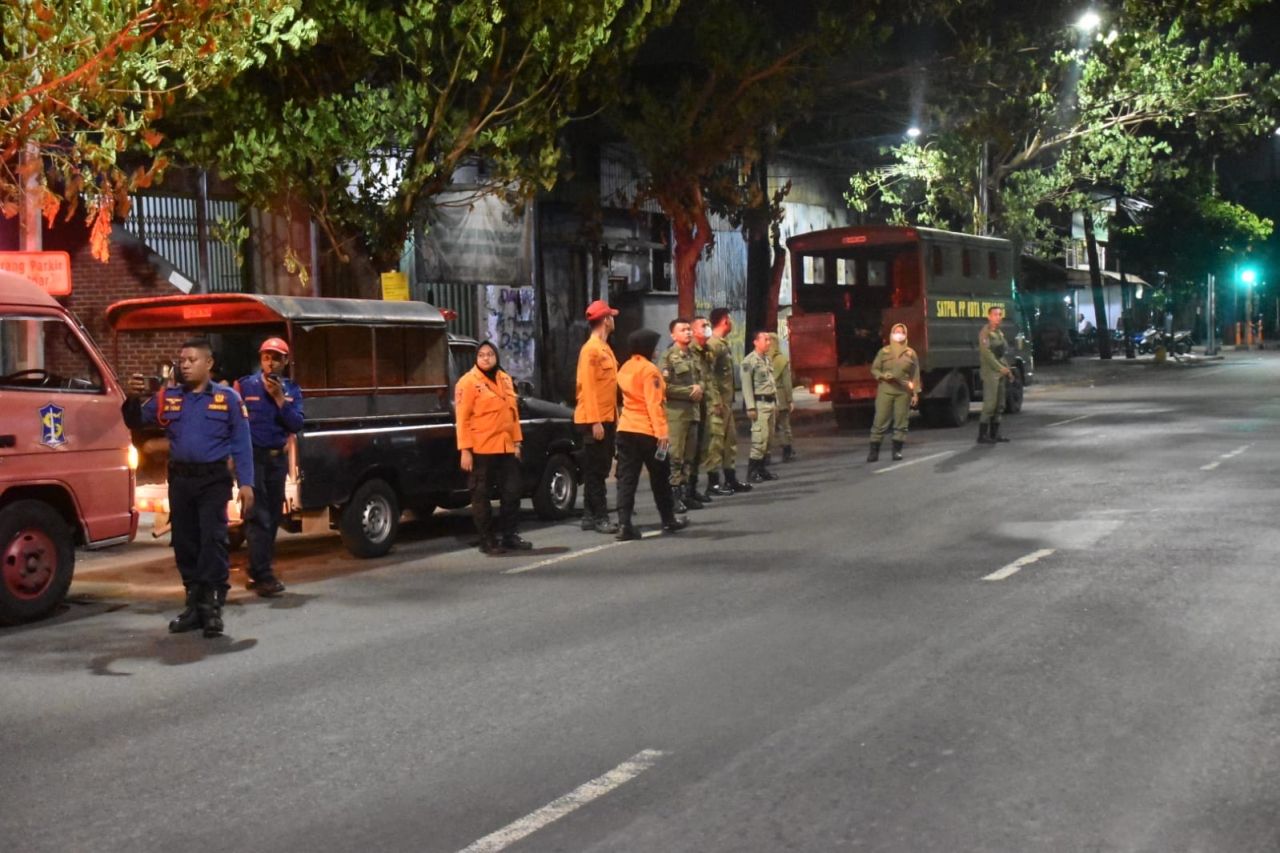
[236,337,304,596]
[125,338,254,637]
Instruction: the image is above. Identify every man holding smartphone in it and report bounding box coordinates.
[236,338,304,596]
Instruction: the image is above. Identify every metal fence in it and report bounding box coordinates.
[124,195,245,293]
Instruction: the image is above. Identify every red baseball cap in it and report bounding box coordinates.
[585,299,619,322]
[259,337,290,356]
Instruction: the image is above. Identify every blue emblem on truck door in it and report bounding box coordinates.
[39,403,66,448]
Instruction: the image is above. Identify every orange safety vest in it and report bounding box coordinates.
[455,365,523,454]
[617,356,668,439]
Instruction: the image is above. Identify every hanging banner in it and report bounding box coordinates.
[419,193,531,286]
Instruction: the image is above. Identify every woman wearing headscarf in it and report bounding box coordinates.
[867,322,920,463]
[455,341,532,555]
[614,328,688,541]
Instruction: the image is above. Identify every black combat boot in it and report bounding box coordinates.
[661,515,688,533]
[707,471,734,497]
[683,483,705,510]
[616,511,641,541]
[748,460,765,484]
[593,516,620,534]
[671,485,688,514]
[691,472,712,503]
[725,468,753,492]
[501,533,533,550]
[990,422,1010,443]
[760,460,778,481]
[580,513,596,531]
[196,585,224,639]
[866,441,881,463]
[168,585,202,634]
[891,440,904,461]
[782,445,796,462]
[977,422,996,444]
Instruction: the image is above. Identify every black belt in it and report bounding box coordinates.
[754,395,776,402]
[169,461,228,478]
[254,446,286,459]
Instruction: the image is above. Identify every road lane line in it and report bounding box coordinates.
[1046,414,1092,427]
[502,530,661,574]
[457,749,667,853]
[873,450,954,474]
[982,548,1056,581]
[1200,443,1251,471]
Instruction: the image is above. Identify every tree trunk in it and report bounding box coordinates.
[765,239,786,331]
[1083,208,1112,360]
[744,152,771,338]
[669,192,713,319]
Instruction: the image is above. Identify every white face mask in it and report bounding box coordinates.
[891,332,906,343]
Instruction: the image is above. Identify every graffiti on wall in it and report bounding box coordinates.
[484,285,537,382]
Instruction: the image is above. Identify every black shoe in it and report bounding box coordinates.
[248,575,286,597]
[690,474,712,503]
[683,484,705,510]
[195,586,223,638]
[760,463,778,481]
[616,524,642,541]
[593,517,620,534]
[501,534,533,551]
[480,537,507,555]
[726,469,753,492]
[168,586,202,634]
[748,461,765,484]
[977,423,996,445]
[991,422,1010,443]
[661,517,688,533]
[891,440,904,461]
[671,488,688,514]
[782,445,796,462]
[866,442,881,463]
[580,514,597,531]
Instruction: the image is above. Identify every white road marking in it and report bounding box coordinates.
[873,450,955,474]
[457,749,667,853]
[1200,444,1251,471]
[982,548,1056,581]
[503,530,661,574]
[1046,414,1092,427]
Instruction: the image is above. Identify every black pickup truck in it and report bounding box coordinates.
[107,294,581,558]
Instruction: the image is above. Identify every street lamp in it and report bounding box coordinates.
[1076,10,1101,32]
[906,126,922,140]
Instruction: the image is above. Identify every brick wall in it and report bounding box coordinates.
[3,213,191,382]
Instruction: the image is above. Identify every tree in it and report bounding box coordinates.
[171,0,674,280]
[0,0,315,259]
[847,0,1277,355]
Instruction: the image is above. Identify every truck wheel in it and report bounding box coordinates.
[340,479,400,559]
[534,454,578,520]
[0,501,76,625]
[933,381,970,428]
[1005,371,1025,414]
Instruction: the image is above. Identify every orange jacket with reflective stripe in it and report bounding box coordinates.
[574,335,618,425]
[617,356,668,439]
[455,366,523,454]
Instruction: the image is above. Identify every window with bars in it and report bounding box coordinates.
[123,195,246,293]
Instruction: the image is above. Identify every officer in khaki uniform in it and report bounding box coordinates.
[767,333,796,462]
[701,308,751,494]
[867,322,920,462]
[977,305,1013,445]
[659,318,705,512]
[741,331,779,483]
[690,315,719,502]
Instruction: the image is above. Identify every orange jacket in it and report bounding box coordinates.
[574,335,618,425]
[617,356,668,439]
[455,365,523,454]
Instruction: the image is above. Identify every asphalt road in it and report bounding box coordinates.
[5,352,1280,852]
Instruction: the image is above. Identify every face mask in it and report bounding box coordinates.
[891,332,906,343]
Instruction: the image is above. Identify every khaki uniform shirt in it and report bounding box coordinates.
[740,350,778,410]
[707,335,735,406]
[978,325,1009,378]
[659,344,702,420]
[770,351,793,410]
[871,344,921,395]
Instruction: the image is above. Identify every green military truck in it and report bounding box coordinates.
[786,225,1032,429]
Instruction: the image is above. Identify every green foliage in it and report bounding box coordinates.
[172,0,674,269]
[0,0,315,258]
[846,1,1278,251]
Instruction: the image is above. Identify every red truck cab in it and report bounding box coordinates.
[0,270,137,624]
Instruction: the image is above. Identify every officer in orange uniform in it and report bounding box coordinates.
[614,328,688,541]
[455,341,532,555]
[574,299,621,534]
